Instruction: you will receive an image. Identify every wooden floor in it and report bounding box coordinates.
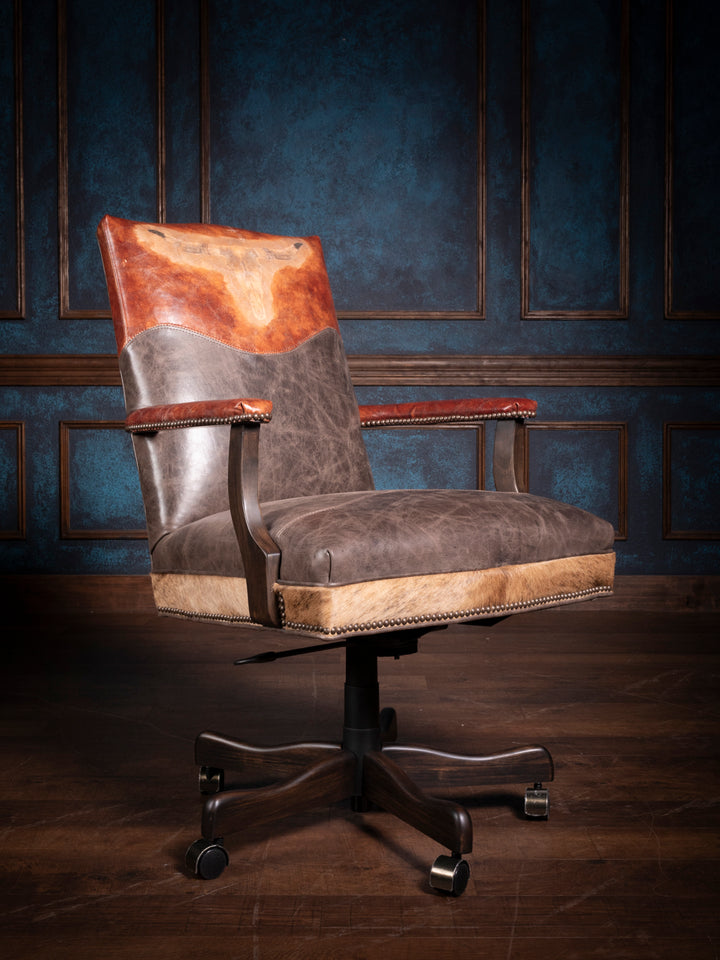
[2,577,719,959]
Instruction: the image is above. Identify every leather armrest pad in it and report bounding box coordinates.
[358,397,537,427]
[126,398,273,433]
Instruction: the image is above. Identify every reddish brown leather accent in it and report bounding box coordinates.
[126,398,272,433]
[358,397,538,426]
[98,215,339,353]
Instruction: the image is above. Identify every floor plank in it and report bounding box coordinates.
[1,580,719,958]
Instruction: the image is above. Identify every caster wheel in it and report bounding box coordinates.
[379,707,398,743]
[198,765,224,795]
[429,854,470,896]
[525,784,549,818]
[186,839,229,879]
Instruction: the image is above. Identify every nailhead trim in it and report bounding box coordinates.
[128,412,271,433]
[157,605,255,624]
[361,410,537,428]
[133,410,532,432]
[158,583,612,633]
[277,585,612,637]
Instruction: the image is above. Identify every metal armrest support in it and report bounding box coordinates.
[227,422,281,628]
[359,397,534,494]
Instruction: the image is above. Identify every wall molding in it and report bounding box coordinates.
[527,420,628,539]
[347,354,720,386]
[2,354,720,387]
[1,354,124,385]
[522,0,629,319]
[59,420,146,539]
[365,421,486,491]
[200,1,487,319]
[0,420,25,539]
[663,421,720,539]
[199,0,210,223]
[57,0,166,319]
[665,0,720,320]
[0,0,25,319]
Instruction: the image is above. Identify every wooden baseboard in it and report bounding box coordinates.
[5,574,156,616]
[3,574,719,615]
[596,575,720,611]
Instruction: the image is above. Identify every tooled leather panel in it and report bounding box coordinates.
[98,215,339,353]
[150,489,615,586]
[121,326,374,549]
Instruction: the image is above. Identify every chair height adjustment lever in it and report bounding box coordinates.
[234,639,347,665]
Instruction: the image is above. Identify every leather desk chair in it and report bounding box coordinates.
[98,215,615,895]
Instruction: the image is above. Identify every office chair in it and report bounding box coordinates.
[98,215,615,895]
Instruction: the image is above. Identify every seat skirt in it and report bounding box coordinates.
[149,489,615,637]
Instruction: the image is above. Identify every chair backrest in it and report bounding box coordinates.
[98,216,374,550]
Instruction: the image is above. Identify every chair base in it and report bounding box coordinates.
[186,630,554,895]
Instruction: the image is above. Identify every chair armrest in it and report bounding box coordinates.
[125,398,280,626]
[359,397,535,494]
[358,397,537,427]
[125,398,272,433]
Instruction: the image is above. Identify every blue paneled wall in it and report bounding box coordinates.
[1,0,719,576]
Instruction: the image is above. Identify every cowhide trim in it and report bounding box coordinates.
[276,553,615,637]
[151,572,253,623]
[150,554,614,637]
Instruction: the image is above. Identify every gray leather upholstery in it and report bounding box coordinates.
[121,326,374,549]
[152,489,615,586]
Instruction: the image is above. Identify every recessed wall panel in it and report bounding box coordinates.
[164,0,202,222]
[523,0,628,317]
[663,423,720,538]
[0,422,25,538]
[208,0,482,316]
[364,427,482,491]
[0,0,23,318]
[527,422,626,537]
[59,0,159,316]
[665,0,720,317]
[60,422,145,538]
